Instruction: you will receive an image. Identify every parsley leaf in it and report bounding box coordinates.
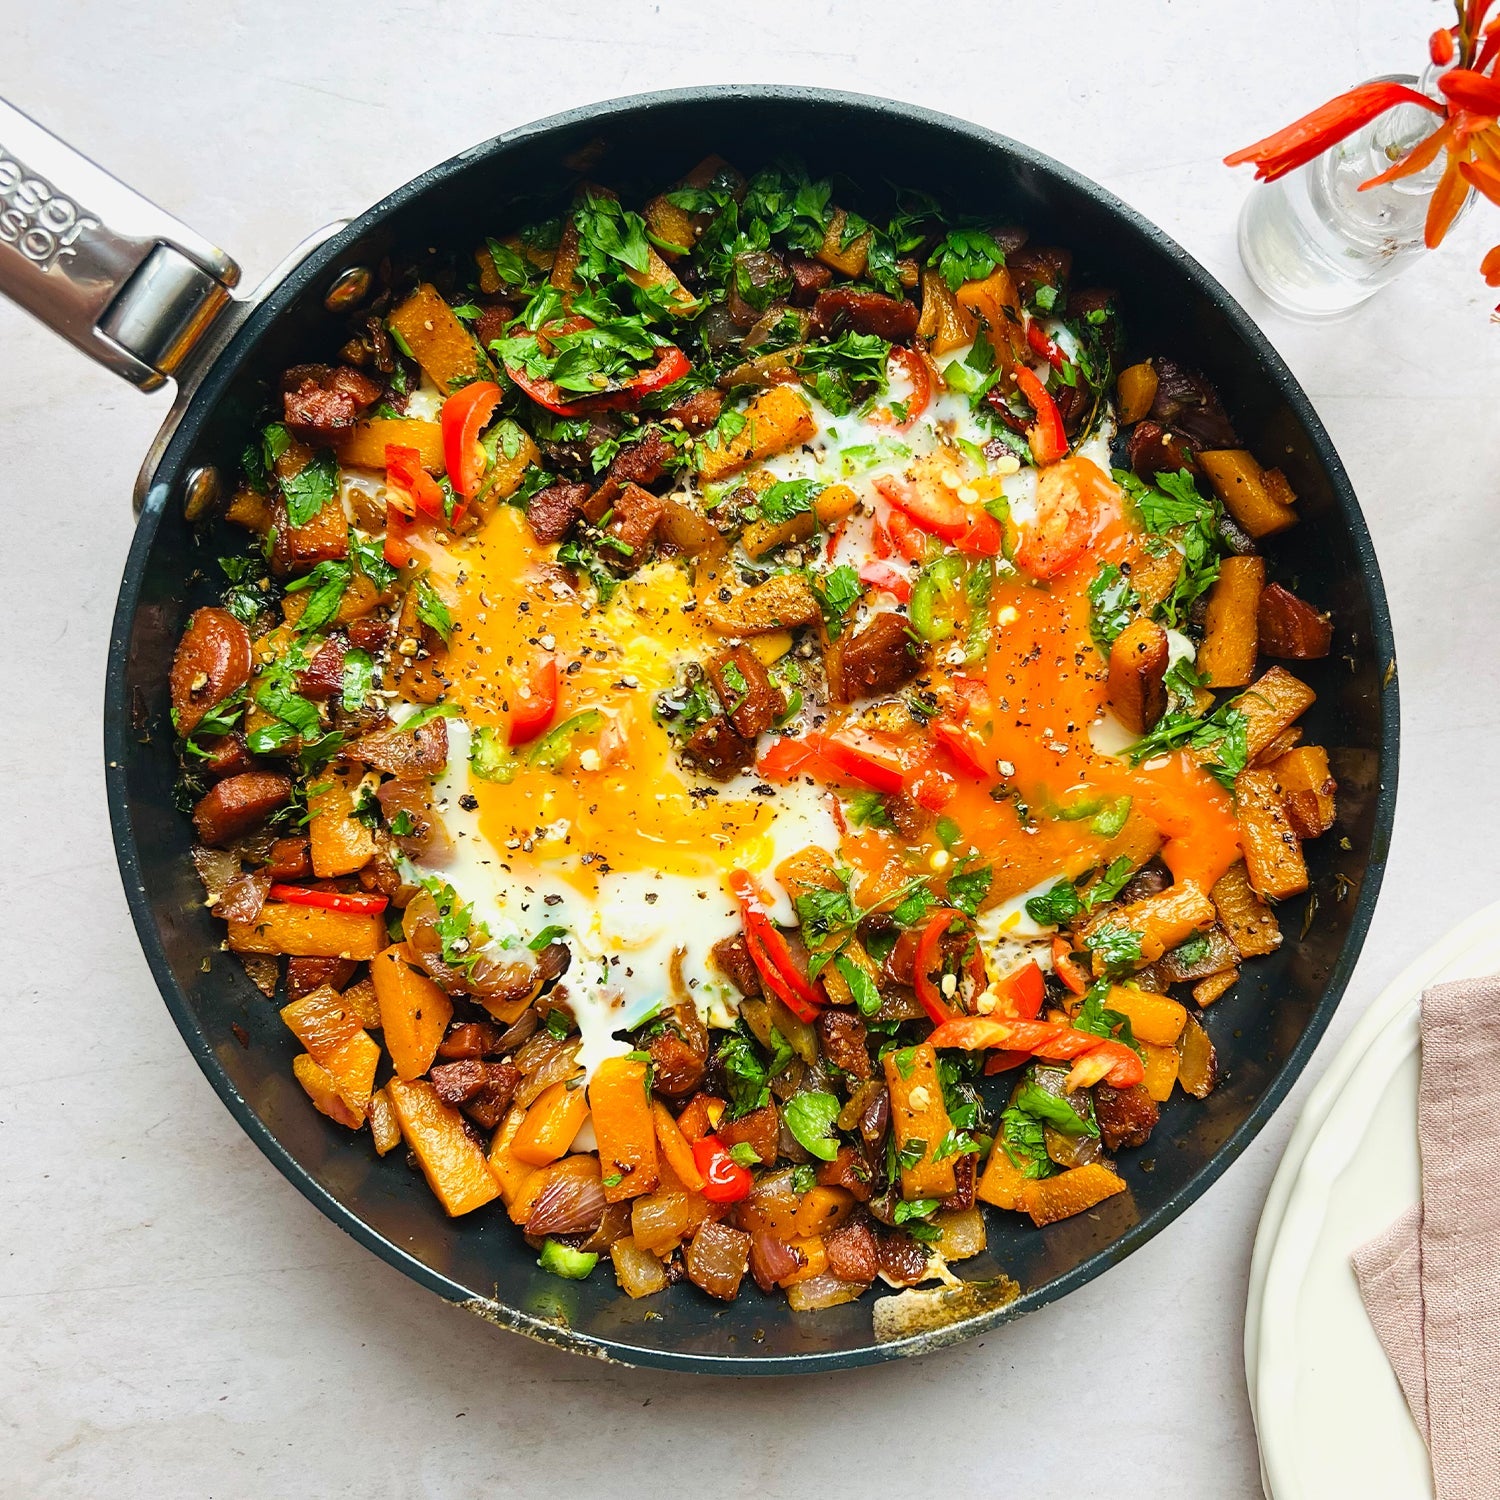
[284,559,351,638]
[1087,562,1138,654]
[1084,921,1144,977]
[716,1025,773,1119]
[798,330,891,417]
[1126,699,1249,790]
[414,577,454,645]
[928,227,1006,291]
[279,450,338,529]
[834,954,882,1017]
[756,478,825,525]
[341,648,374,714]
[1116,467,1225,629]
[946,864,992,917]
[998,1106,1054,1178]
[1013,1079,1099,1137]
[808,563,863,639]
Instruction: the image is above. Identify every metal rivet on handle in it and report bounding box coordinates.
[324,266,372,311]
[183,465,219,521]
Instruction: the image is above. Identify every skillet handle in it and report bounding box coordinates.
[0,97,240,392]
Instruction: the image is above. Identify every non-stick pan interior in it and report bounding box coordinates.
[106,88,1396,1372]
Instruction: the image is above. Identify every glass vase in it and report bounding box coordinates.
[1237,68,1473,318]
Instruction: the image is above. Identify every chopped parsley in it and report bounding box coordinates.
[782,1091,841,1161]
[279,449,338,529]
[1087,562,1138,654]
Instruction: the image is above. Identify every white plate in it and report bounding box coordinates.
[1243,898,1500,1417]
[1248,902,1500,1499]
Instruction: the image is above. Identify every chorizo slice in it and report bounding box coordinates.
[170,607,253,736]
[192,771,294,847]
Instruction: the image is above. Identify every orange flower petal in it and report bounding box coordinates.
[1360,118,1454,190]
[1482,244,1500,286]
[1425,154,1474,248]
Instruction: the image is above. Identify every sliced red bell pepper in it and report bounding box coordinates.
[927,1015,1144,1090]
[913,908,989,1026]
[756,735,848,785]
[728,870,823,1022]
[385,443,448,523]
[268,884,390,914]
[997,959,1045,1019]
[869,517,893,560]
[442,380,503,498]
[875,476,1002,557]
[933,719,991,779]
[857,560,912,604]
[692,1134,755,1202]
[806,731,909,794]
[885,509,930,563]
[1051,935,1090,996]
[1025,320,1067,371]
[1014,365,1068,466]
[508,657,559,746]
[874,345,933,431]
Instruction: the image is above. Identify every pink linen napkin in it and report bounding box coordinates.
[1350,976,1500,1500]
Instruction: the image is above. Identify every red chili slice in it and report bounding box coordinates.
[441,380,503,498]
[728,870,823,1022]
[268,884,390,914]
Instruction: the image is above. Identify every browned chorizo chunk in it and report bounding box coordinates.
[681,716,754,781]
[170,607,253,736]
[941,1150,978,1211]
[525,480,589,545]
[286,955,357,1000]
[788,254,833,306]
[199,733,255,780]
[296,637,347,701]
[836,611,923,700]
[717,1103,779,1166]
[346,614,390,654]
[1127,419,1200,479]
[346,718,449,777]
[684,1220,752,1301]
[826,1217,878,1283]
[816,1145,873,1201]
[607,427,678,488]
[1094,1082,1160,1152]
[282,364,382,442]
[429,1059,521,1129]
[602,481,663,571]
[437,1021,507,1061]
[271,494,349,575]
[875,1230,930,1287]
[266,836,312,881]
[664,386,724,433]
[649,1029,708,1098]
[710,933,762,997]
[810,286,920,343]
[817,1010,872,1080]
[1147,359,1238,450]
[192,771,293,847]
[1257,583,1334,659]
[706,645,785,741]
[1007,245,1072,308]
[473,303,515,351]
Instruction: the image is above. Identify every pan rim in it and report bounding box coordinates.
[104,83,1400,1374]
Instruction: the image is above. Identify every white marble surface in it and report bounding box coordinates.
[3,3,1498,1495]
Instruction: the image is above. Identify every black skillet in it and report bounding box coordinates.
[0,85,1397,1372]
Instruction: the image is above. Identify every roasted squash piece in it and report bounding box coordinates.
[335,416,445,474]
[1236,767,1310,901]
[387,283,491,393]
[588,1057,660,1203]
[1211,862,1283,957]
[1107,617,1168,732]
[371,942,453,1081]
[956,267,1028,367]
[1102,985,1187,1047]
[367,1086,403,1155]
[700,571,823,635]
[1272,743,1338,838]
[741,481,858,559]
[1198,450,1297,538]
[1139,1041,1181,1103]
[511,1078,590,1167]
[1236,666,1316,760]
[1096,882,1216,968]
[1198,555,1265,688]
[816,207,870,276]
[697,386,817,481]
[884,1042,957,1200]
[292,1053,364,1129]
[1177,1015,1218,1098]
[1115,361,1158,424]
[280,984,379,1115]
[976,1138,1029,1210]
[1021,1162,1126,1227]
[916,268,978,356]
[386,1078,502,1216]
[1193,969,1239,1008]
[307,764,376,879]
[228,903,386,960]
